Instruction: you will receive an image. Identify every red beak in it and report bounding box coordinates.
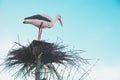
[58,18,63,26]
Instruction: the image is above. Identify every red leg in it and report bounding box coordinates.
[38,22,43,41]
[38,28,41,41]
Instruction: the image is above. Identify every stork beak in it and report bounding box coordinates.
[58,18,63,26]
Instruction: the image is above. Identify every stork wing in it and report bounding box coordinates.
[24,14,51,22]
[40,14,52,21]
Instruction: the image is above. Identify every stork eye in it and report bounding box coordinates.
[60,16,61,18]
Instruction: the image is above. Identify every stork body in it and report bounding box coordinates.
[23,14,63,41]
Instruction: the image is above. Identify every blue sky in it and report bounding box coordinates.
[0,0,120,80]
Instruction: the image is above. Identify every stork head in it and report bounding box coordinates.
[56,14,63,26]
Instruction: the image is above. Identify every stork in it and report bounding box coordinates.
[23,14,63,41]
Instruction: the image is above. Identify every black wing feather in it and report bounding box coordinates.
[24,15,51,22]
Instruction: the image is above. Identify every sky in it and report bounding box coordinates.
[0,0,120,80]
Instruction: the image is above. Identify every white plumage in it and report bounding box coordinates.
[23,14,63,28]
[23,14,63,40]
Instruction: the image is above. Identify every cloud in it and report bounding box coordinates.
[89,66,120,80]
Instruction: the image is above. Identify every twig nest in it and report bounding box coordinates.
[29,40,69,65]
[3,40,87,80]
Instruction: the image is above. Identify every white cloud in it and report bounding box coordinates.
[0,73,14,80]
[89,66,120,80]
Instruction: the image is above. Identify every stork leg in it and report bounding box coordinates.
[38,22,43,41]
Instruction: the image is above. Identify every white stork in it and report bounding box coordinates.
[23,14,63,41]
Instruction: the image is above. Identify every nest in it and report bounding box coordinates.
[4,40,88,80]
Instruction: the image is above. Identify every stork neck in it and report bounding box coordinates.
[53,16,58,25]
